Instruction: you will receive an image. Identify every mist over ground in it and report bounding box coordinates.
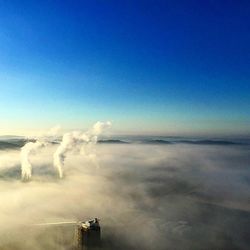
[0,139,249,250]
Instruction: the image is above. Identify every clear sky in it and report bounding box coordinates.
[0,0,249,136]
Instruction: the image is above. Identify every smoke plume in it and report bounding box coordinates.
[21,141,45,181]
[20,126,61,181]
[53,121,111,179]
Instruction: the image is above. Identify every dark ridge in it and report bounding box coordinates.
[50,141,60,145]
[0,138,37,150]
[143,139,172,144]
[177,140,246,145]
[98,139,129,144]
[0,141,22,150]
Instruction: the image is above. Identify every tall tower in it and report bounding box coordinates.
[75,218,101,250]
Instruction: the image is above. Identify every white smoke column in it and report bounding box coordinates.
[91,121,112,137]
[46,125,61,138]
[53,132,77,179]
[21,141,44,181]
[20,126,61,181]
[82,121,112,168]
[53,121,111,178]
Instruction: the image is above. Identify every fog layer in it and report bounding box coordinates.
[0,143,249,250]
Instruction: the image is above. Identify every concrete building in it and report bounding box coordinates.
[75,218,101,250]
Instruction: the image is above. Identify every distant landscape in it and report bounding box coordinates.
[1,136,249,149]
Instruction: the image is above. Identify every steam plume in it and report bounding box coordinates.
[20,126,61,181]
[53,121,111,178]
[21,141,45,181]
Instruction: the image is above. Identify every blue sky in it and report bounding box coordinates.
[0,0,249,136]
